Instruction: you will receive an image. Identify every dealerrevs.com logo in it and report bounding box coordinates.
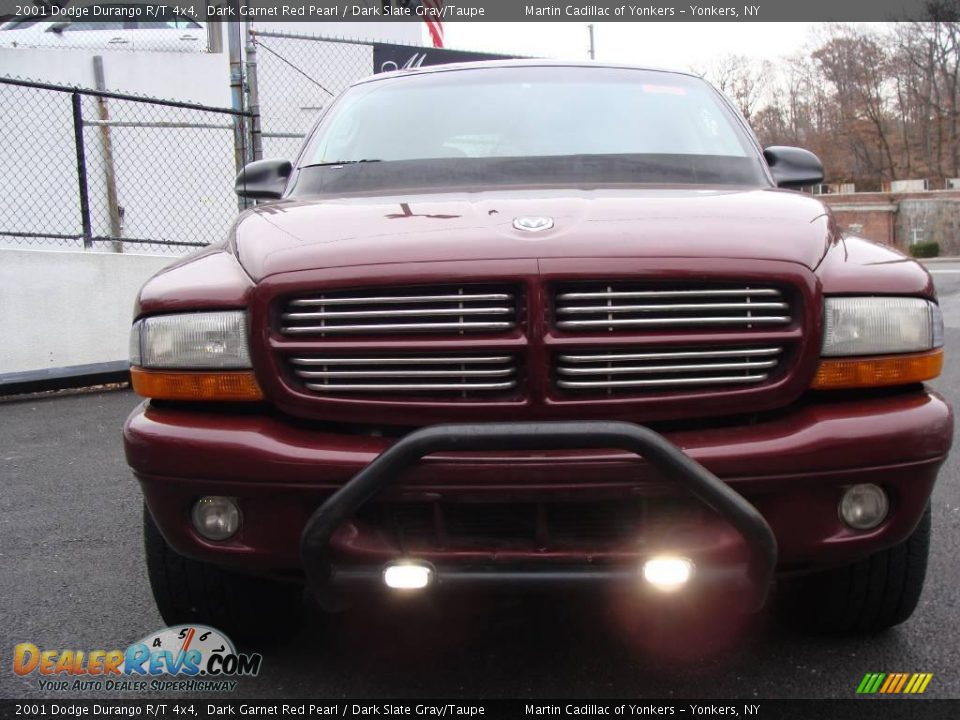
[13,625,262,692]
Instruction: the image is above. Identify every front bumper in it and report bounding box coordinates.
[302,421,776,610]
[126,390,952,598]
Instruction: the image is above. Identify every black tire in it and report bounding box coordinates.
[782,503,931,633]
[143,505,304,642]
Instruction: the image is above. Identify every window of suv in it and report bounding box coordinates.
[295,65,771,193]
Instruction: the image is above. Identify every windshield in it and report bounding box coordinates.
[303,66,758,164]
[295,66,770,193]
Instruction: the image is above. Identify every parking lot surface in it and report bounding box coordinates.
[3,270,960,700]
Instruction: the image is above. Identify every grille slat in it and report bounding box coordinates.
[304,382,517,392]
[290,293,513,307]
[283,306,513,320]
[556,288,782,300]
[560,347,782,362]
[555,346,783,393]
[281,285,517,336]
[290,354,517,395]
[557,316,790,329]
[557,359,779,376]
[557,302,789,315]
[558,374,770,389]
[295,368,516,378]
[284,321,513,335]
[555,284,790,331]
[292,355,512,366]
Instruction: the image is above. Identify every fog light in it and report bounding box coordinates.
[642,556,694,591]
[383,561,434,590]
[191,496,241,541]
[840,484,889,530]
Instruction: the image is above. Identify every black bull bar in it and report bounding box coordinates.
[301,421,778,610]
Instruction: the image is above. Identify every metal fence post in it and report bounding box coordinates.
[93,56,124,253]
[228,21,249,210]
[206,20,224,54]
[71,92,93,249]
[245,22,263,163]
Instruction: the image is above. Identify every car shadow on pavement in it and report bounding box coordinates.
[234,587,915,699]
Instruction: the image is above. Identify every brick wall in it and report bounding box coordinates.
[821,190,960,255]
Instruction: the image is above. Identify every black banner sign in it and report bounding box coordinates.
[373,43,515,74]
[3,700,960,720]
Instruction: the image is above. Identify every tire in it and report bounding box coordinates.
[782,503,931,633]
[143,505,303,642]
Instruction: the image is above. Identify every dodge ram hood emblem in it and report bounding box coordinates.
[513,216,554,232]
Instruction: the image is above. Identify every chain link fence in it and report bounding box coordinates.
[0,76,247,255]
[247,28,517,162]
[0,30,513,257]
[248,29,371,161]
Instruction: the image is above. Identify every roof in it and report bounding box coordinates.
[352,59,701,87]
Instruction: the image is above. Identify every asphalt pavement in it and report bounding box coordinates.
[2,268,960,700]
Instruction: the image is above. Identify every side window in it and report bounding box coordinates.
[60,22,127,32]
[2,19,42,29]
[133,20,202,29]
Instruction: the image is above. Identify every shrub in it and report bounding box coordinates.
[910,241,940,258]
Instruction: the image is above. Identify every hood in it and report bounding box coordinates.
[234,187,835,282]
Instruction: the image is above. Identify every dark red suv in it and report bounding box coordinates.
[124,61,951,639]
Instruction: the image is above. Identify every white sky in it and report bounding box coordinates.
[439,22,822,71]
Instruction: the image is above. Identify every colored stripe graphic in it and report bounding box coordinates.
[856,673,886,694]
[879,674,896,694]
[893,673,909,693]
[904,674,920,694]
[856,672,933,694]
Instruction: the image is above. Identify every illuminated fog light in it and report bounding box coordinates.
[840,484,889,530]
[191,496,241,541]
[383,561,434,590]
[642,556,694,591]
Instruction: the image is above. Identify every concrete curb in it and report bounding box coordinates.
[0,361,129,397]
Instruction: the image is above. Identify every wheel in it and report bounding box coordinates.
[782,503,931,633]
[143,505,303,642]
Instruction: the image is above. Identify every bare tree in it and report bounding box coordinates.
[697,22,960,189]
[696,54,771,123]
[813,26,898,182]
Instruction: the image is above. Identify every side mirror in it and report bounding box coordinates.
[763,146,823,189]
[48,22,68,34]
[235,159,292,200]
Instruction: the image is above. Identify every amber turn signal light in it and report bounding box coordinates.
[130,367,264,401]
[812,349,943,390]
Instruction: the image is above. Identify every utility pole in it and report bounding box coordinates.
[206,20,223,53]
[227,22,249,209]
[244,22,262,163]
[92,55,123,253]
[587,24,595,60]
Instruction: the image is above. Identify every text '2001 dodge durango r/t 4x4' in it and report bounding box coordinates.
[124,61,952,640]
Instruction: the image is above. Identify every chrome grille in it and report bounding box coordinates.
[554,284,790,331]
[556,347,783,392]
[280,285,517,336]
[290,354,517,394]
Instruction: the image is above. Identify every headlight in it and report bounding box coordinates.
[822,297,943,356]
[129,311,263,401]
[814,297,944,389]
[130,311,252,369]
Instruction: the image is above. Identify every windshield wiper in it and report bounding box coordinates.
[301,159,383,168]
